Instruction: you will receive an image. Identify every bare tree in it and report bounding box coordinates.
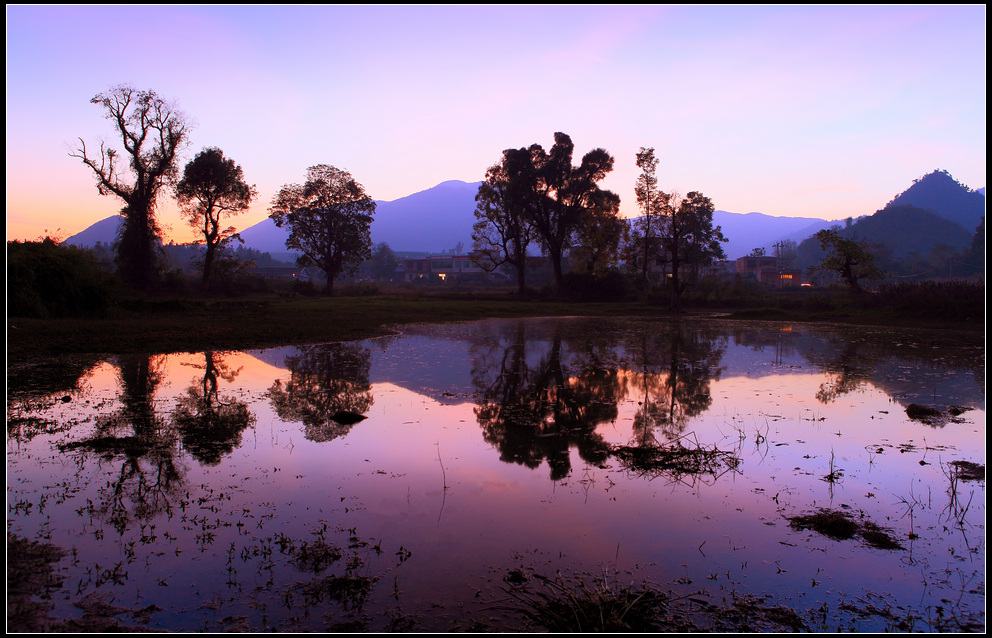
[71,85,192,289]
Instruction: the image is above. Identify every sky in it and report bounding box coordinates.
[6,5,986,244]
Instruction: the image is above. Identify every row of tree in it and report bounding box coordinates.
[471,137,729,310]
[73,85,381,295]
[72,85,258,290]
[72,84,909,303]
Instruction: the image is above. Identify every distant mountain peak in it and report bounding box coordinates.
[884,169,984,233]
[435,180,478,189]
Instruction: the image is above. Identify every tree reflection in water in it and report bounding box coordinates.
[622,322,726,444]
[269,342,374,442]
[60,355,183,534]
[472,322,621,480]
[471,320,729,481]
[172,351,255,465]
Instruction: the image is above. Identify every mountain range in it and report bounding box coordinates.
[792,170,985,271]
[65,170,983,263]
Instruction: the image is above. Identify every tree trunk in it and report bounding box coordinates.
[670,257,681,312]
[512,239,527,296]
[202,243,216,287]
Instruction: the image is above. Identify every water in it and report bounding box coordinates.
[6,317,985,631]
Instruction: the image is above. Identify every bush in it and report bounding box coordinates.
[7,239,119,318]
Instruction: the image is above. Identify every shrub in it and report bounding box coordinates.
[7,239,119,318]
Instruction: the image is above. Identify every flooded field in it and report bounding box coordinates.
[6,317,986,631]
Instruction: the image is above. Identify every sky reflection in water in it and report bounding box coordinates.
[6,318,985,631]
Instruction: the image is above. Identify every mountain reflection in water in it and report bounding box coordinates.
[6,318,985,632]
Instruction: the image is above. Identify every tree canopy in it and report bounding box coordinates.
[807,229,883,293]
[528,133,619,288]
[631,147,665,292]
[472,132,621,292]
[175,147,257,286]
[71,85,191,289]
[268,165,376,295]
[662,190,727,311]
[472,147,538,295]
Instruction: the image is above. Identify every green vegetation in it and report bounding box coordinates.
[7,238,119,318]
[71,85,191,290]
[175,147,258,287]
[8,236,983,363]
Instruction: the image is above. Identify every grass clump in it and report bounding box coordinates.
[500,572,670,632]
[789,509,903,549]
[905,403,943,422]
[949,460,985,482]
[611,436,741,483]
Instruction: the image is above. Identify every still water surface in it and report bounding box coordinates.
[7,317,985,631]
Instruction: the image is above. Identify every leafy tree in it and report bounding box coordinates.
[268,165,376,295]
[662,191,727,311]
[472,147,537,295]
[631,147,665,292]
[367,242,399,281]
[774,240,797,268]
[175,148,258,287]
[807,229,883,293]
[527,133,620,289]
[568,191,625,276]
[71,85,191,289]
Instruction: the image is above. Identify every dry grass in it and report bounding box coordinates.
[610,435,741,484]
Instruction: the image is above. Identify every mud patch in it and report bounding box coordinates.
[6,534,66,632]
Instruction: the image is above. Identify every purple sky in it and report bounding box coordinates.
[6,5,986,244]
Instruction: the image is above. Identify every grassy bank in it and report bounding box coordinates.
[6,293,664,362]
[9,286,984,364]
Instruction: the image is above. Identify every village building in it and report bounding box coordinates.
[399,255,488,282]
[735,255,802,287]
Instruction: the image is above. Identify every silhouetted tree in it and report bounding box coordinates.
[662,191,727,311]
[966,217,985,276]
[625,323,725,442]
[807,229,883,293]
[631,147,665,292]
[175,148,257,287]
[568,190,625,276]
[71,85,191,289]
[472,322,618,480]
[527,133,620,289]
[366,242,399,281]
[269,165,376,295]
[59,355,183,534]
[472,148,537,295]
